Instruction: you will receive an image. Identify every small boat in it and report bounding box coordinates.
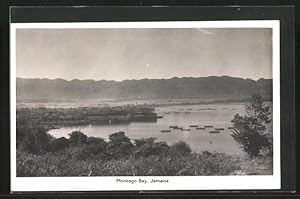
[228,127,235,129]
[204,125,214,128]
[196,127,205,130]
[187,108,192,110]
[161,130,171,133]
[215,128,224,130]
[207,108,217,110]
[209,130,220,134]
[190,125,199,127]
[181,129,191,131]
[157,116,163,119]
[169,125,178,128]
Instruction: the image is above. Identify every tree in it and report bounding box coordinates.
[51,137,70,151]
[86,137,108,159]
[231,94,272,157]
[170,141,191,155]
[107,131,133,158]
[132,137,170,157]
[68,131,87,146]
[134,137,156,147]
[17,126,53,154]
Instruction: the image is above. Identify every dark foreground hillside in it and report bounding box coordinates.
[17,129,272,177]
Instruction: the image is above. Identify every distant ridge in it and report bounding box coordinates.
[16,76,272,101]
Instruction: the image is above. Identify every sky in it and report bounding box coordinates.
[16,28,272,81]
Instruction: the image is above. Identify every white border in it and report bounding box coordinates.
[10,21,280,192]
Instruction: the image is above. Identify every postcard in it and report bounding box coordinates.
[10,20,280,191]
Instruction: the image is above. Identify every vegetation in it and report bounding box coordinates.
[231,94,272,157]
[16,128,241,177]
[16,105,157,126]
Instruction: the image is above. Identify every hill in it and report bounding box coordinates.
[16,76,272,102]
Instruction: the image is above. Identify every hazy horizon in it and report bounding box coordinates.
[16,75,272,82]
[16,28,272,81]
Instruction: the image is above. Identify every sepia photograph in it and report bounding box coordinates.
[10,21,280,191]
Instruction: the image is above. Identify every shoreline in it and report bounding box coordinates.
[16,99,273,109]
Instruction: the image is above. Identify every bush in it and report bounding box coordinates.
[17,126,53,154]
[134,137,156,147]
[87,137,106,145]
[51,137,70,151]
[231,94,272,157]
[16,149,92,176]
[91,152,240,176]
[108,131,131,143]
[170,141,191,155]
[17,149,66,176]
[107,131,133,158]
[132,137,170,158]
[16,131,243,176]
[69,131,88,146]
[69,137,108,161]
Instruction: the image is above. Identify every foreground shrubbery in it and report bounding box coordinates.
[17,146,240,177]
[16,129,242,176]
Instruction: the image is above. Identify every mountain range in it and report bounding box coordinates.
[16,76,272,102]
